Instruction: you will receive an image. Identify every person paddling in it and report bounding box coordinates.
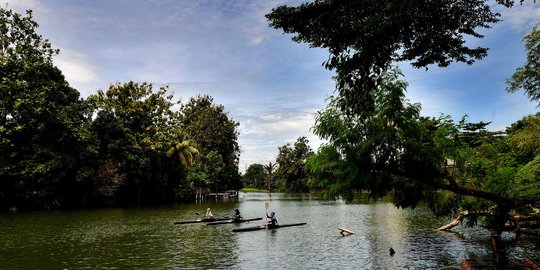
[205,208,214,219]
[266,211,278,227]
[233,209,243,221]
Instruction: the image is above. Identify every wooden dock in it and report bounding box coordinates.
[205,190,238,200]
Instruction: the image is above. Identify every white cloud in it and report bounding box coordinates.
[53,48,100,97]
[405,82,462,117]
[5,0,44,13]
[241,110,316,135]
[236,107,325,172]
[498,2,540,31]
[54,49,98,83]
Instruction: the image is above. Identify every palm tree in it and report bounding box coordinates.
[264,162,277,192]
[166,140,199,173]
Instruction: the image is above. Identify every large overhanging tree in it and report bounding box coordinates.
[267,0,539,262]
[306,67,540,260]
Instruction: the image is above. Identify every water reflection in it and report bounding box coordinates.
[0,193,538,269]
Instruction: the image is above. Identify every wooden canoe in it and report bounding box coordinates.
[173,217,230,225]
[232,222,307,232]
[206,217,262,225]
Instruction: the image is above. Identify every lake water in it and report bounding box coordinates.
[1,192,538,269]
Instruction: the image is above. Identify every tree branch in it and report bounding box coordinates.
[437,210,470,231]
[440,170,513,205]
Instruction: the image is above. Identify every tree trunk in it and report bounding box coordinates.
[437,207,510,265]
[489,203,512,265]
[437,210,469,231]
[490,229,507,265]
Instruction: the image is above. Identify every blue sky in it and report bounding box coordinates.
[7,0,539,172]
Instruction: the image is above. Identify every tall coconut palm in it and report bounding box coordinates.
[264,162,277,192]
[166,140,199,173]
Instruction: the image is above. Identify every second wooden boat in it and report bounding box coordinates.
[173,217,230,225]
[232,222,307,232]
[206,217,262,225]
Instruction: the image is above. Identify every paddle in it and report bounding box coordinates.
[264,201,269,230]
[201,211,229,219]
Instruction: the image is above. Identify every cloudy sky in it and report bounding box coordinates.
[6,0,540,172]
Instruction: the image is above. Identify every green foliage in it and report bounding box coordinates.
[308,67,441,206]
[267,0,538,230]
[514,155,540,202]
[166,140,199,171]
[446,113,540,208]
[189,150,224,191]
[306,145,348,199]
[180,95,241,191]
[267,0,510,69]
[263,162,277,191]
[307,65,540,231]
[0,8,244,210]
[241,187,267,192]
[507,23,540,104]
[423,114,540,225]
[275,136,313,192]
[0,7,95,210]
[243,163,266,189]
[90,82,180,151]
[266,0,521,116]
[0,8,59,64]
[506,112,540,163]
[88,82,187,206]
[267,0,539,236]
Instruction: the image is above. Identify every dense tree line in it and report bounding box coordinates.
[0,8,241,211]
[242,137,312,192]
[274,137,313,192]
[181,95,242,193]
[242,163,266,190]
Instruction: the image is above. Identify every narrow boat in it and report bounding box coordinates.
[206,217,262,225]
[173,217,230,225]
[232,222,307,232]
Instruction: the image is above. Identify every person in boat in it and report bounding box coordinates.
[266,211,278,226]
[233,209,243,221]
[205,208,214,219]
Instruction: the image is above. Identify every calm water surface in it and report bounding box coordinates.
[1,193,538,269]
